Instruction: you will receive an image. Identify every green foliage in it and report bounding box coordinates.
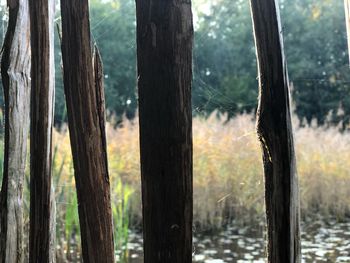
[53,0,137,124]
[192,0,350,125]
[281,0,350,125]
[52,143,66,186]
[64,189,80,239]
[112,178,133,253]
[49,128,135,255]
[90,0,137,121]
[0,0,349,126]
[193,0,258,117]
[35,0,350,127]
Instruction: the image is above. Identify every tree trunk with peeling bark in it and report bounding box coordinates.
[249,1,301,262]
[0,0,31,262]
[136,0,194,262]
[60,0,114,262]
[29,0,56,261]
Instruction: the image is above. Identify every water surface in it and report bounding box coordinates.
[123,218,350,263]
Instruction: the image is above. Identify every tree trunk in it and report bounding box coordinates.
[29,0,56,261]
[345,0,350,65]
[60,1,115,262]
[136,1,194,262]
[249,1,301,263]
[0,0,31,262]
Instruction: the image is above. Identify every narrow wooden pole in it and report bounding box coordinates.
[60,0,115,262]
[0,0,31,262]
[249,1,301,262]
[345,0,350,65]
[29,0,56,261]
[136,0,194,262]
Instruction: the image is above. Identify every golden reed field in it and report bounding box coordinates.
[52,113,350,229]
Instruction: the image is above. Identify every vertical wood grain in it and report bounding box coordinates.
[60,0,115,262]
[29,0,56,261]
[0,0,31,262]
[136,0,194,262]
[249,0,301,262]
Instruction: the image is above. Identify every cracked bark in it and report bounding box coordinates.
[249,1,301,262]
[29,0,56,261]
[0,0,31,262]
[60,0,114,262]
[136,0,194,262]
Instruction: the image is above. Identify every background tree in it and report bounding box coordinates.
[283,0,349,125]
[0,0,31,262]
[192,0,258,117]
[193,0,349,125]
[345,0,350,65]
[0,0,348,128]
[54,0,137,125]
[90,0,137,121]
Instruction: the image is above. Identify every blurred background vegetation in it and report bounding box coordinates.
[58,0,349,127]
[0,0,349,260]
[0,0,348,126]
[23,114,350,260]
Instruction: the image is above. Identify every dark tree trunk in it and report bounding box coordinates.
[0,0,31,262]
[249,1,301,262]
[60,1,115,262]
[345,0,350,64]
[136,1,194,262]
[29,0,56,261]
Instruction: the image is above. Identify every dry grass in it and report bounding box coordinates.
[53,113,350,229]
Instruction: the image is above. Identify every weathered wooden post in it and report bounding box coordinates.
[249,0,301,262]
[136,0,194,262]
[345,0,350,64]
[0,0,31,262]
[29,0,56,261]
[60,0,115,262]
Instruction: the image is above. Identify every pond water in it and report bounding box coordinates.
[121,217,350,263]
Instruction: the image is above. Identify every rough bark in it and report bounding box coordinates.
[0,0,31,262]
[29,0,56,261]
[345,0,350,65]
[249,1,301,262]
[136,0,194,262]
[60,1,115,262]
